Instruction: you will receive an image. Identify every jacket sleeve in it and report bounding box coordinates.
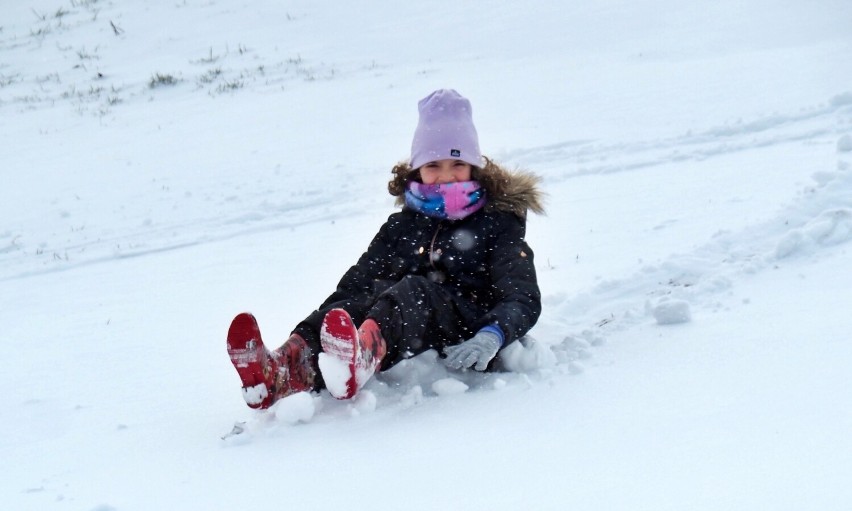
[476,212,542,346]
[318,215,396,308]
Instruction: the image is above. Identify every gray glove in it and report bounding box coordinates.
[443,329,502,371]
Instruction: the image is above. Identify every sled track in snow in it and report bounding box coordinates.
[0,198,371,282]
[505,92,852,183]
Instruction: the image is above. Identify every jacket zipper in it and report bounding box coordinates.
[429,221,443,269]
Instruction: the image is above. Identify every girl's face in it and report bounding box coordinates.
[419,159,472,185]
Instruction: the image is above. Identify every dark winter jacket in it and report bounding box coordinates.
[319,159,545,348]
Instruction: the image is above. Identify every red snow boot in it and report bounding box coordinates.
[227,313,315,409]
[319,309,386,400]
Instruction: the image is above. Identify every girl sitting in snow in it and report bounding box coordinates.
[227,89,544,408]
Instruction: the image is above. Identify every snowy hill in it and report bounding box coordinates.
[2,1,852,510]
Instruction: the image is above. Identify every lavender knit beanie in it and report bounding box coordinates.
[410,89,482,170]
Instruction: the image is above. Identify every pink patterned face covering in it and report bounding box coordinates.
[404,180,487,220]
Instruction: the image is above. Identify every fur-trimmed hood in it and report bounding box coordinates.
[387,157,546,218]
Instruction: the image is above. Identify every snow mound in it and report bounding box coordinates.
[432,378,469,396]
[775,208,852,258]
[351,390,378,415]
[651,299,692,325]
[498,336,558,372]
[272,392,316,425]
[400,386,424,408]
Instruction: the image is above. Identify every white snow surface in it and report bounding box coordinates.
[2,1,852,510]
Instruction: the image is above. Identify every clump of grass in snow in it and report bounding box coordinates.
[216,79,244,93]
[149,73,179,88]
[197,68,222,85]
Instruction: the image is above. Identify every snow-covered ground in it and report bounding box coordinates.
[3,1,852,509]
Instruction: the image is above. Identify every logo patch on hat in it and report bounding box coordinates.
[450,149,461,157]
